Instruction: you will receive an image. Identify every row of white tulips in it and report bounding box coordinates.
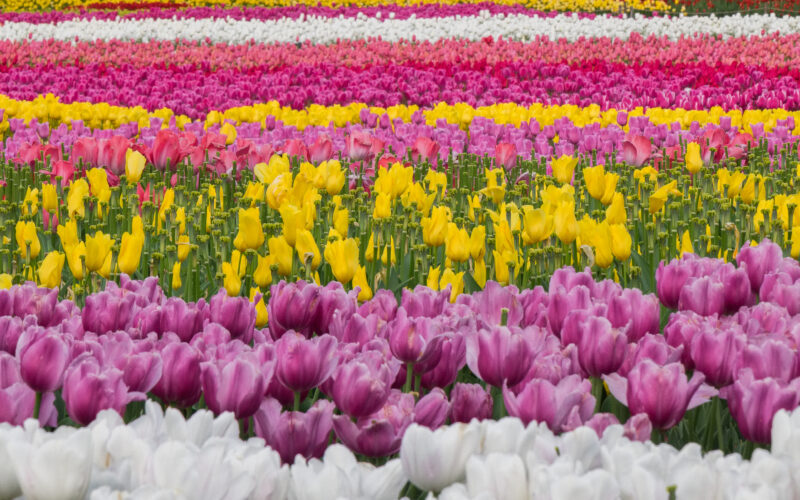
[0,13,794,43]
[3,401,800,500]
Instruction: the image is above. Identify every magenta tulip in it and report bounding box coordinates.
[626,360,704,429]
[274,332,338,393]
[413,388,450,429]
[736,239,783,293]
[329,351,394,418]
[503,375,594,432]
[151,340,203,408]
[450,383,493,423]
[63,354,144,426]
[201,355,266,420]
[576,316,628,377]
[689,324,745,387]
[254,398,334,464]
[678,276,725,317]
[723,369,800,444]
[16,326,70,393]
[466,325,534,388]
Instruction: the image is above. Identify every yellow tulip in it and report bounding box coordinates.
[425,169,447,194]
[381,238,396,266]
[315,160,345,196]
[87,168,111,207]
[37,251,64,288]
[0,274,12,289]
[445,223,470,263]
[324,238,359,283]
[473,257,487,288]
[279,204,304,247]
[726,171,747,199]
[469,226,486,261]
[255,154,290,184]
[605,192,626,225]
[583,164,607,201]
[600,174,620,205]
[680,230,694,257]
[295,230,321,271]
[15,221,41,259]
[741,174,756,204]
[440,268,464,303]
[333,206,348,237]
[427,266,441,290]
[609,223,632,262]
[176,234,190,262]
[375,163,413,199]
[253,254,274,288]
[493,250,511,285]
[266,172,293,210]
[63,242,86,280]
[552,155,578,185]
[493,218,515,256]
[220,122,237,145]
[373,192,392,219]
[481,168,505,205]
[649,181,680,214]
[554,203,578,244]
[234,207,265,252]
[171,262,182,290]
[67,178,89,218]
[42,184,58,213]
[353,266,373,301]
[118,216,144,276]
[521,206,553,245]
[467,194,482,223]
[221,262,241,296]
[250,288,269,328]
[685,142,702,175]
[421,206,450,247]
[157,189,174,232]
[268,235,293,276]
[22,187,39,216]
[125,149,146,183]
[85,231,113,273]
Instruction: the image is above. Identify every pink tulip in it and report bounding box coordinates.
[254,398,334,464]
[621,135,652,166]
[494,142,517,170]
[274,332,338,393]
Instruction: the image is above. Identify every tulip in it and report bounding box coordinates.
[221,262,241,297]
[689,324,746,387]
[329,351,394,418]
[450,383,493,423]
[411,136,441,165]
[353,266,373,301]
[621,135,652,167]
[648,180,680,214]
[233,207,265,252]
[159,297,206,342]
[626,360,705,429]
[503,374,594,432]
[308,134,333,165]
[318,240,357,287]
[117,216,144,276]
[440,269,465,303]
[551,155,577,184]
[346,131,374,161]
[151,340,203,408]
[678,276,725,317]
[577,316,628,376]
[16,326,70,393]
[63,354,142,426]
[268,235,293,276]
[37,251,64,289]
[401,422,482,493]
[554,202,577,244]
[494,142,517,171]
[295,230,321,271]
[97,135,131,176]
[465,453,528,500]
[466,325,534,388]
[724,369,800,444]
[275,332,338,395]
[86,168,111,207]
[255,398,334,464]
[150,129,184,171]
[6,428,93,500]
[208,289,255,342]
[72,137,98,167]
[445,223,470,263]
[685,142,703,174]
[332,391,414,458]
[421,206,450,247]
[202,356,266,420]
[84,231,113,274]
[736,239,783,293]
[15,221,41,260]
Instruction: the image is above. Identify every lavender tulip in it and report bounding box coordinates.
[689,324,745,387]
[159,297,206,342]
[151,339,203,408]
[723,369,800,443]
[678,276,726,317]
[605,288,660,343]
[254,398,335,464]
[16,325,70,393]
[63,354,144,426]
[503,374,594,432]
[274,332,338,393]
[450,383,493,423]
[626,360,704,429]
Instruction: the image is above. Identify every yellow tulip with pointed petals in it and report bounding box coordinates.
[552,155,578,185]
[609,223,632,262]
[521,206,553,245]
[295,230,321,271]
[222,262,241,296]
[280,204,304,247]
[15,221,41,259]
[42,184,58,213]
[171,262,182,290]
[440,268,464,303]
[373,192,392,219]
[67,178,89,218]
[605,192,626,225]
[268,235,293,276]
[87,168,111,207]
[427,266,441,290]
[554,202,578,244]
[250,288,269,328]
[445,223,470,263]
[118,216,144,276]
[324,238,359,283]
[234,207,265,252]
[421,206,450,247]
[37,251,64,288]
[353,266,373,301]
[85,231,113,273]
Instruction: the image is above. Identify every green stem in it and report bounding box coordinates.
[293,391,301,412]
[715,396,725,452]
[590,376,604,414]
[33,391,42,421]
[404,363,414,393]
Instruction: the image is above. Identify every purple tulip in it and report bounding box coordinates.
[82,290,142,334]
[401,285,450,318]
[723,369,800,444]
[159,297,207,342]
[736,302,791,337]
[626,360,704,429]
[387,308,445,366]
[734,340,798,383]
[357,289,398,323]
[201,355,266,420]
[207,289,255,343]
[678,276,725,317]
[413,388,450,429]
[717,265,753,314]
[328,311,379,346]
[0,316,25,354]
[274,332,338,393]
[457,281,523,328]
[466,325,534,388]
[760,272,800,316]
[605,288,660,343]
[63,354,144,426]
[689,324,745,387]
[736,238,783,293]
[548,266,596,295]
[333,389,414,457]
[419,333,466,389]
[576,316,628,377]
[254,398,334,464]
[656,257,695,309]
[503,374,594,432]
[450,383,493,423]
[267,281,322,339]
[547,285,592,337]
[329,351,394,418]
[623,413,653,442]
[0,383,56,426]
[617,333,683,377]
[151,339,203,408]
[16,325,70,393]
[118,350,163,394]
[518,286,550,329]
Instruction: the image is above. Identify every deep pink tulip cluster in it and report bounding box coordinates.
[2,34,800,72]
[5,60,798,115]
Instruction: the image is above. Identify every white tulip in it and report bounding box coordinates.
[7,427,93,500]
[401,422,482,493]
[289,451,355,500]
[465,453,527,500]
[0,425,25,500]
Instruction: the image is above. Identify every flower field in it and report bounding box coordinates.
[3,0,800,499]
